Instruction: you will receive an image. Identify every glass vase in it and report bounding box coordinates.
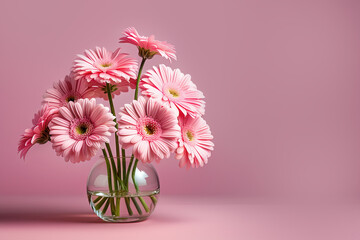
[87,156,160,222]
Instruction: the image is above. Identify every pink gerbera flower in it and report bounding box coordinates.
[141,64,205,118]
[117,97,180,163]
[49,98,116,163]
[119,27,176,61]
[73,47,138,85]
[18,104,57,159]
[175,115,214,168]
[43,74,94,108]
[91,81,130,100]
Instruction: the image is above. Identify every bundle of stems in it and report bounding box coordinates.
[92,58,157,217]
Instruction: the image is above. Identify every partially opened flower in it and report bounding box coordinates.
[18,129,34,159]
[117,96,180,163]
[73,47,138,85]
[141,64,205,118]
[18,104,57,159]
[43,74,94,108]
[175,115,214,168]
[120,27,176,61]
[49,98,116,163]
[91,81,130,100]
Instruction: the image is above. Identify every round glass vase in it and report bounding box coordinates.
[87,156,160,222]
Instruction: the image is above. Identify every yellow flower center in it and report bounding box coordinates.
[101,63,112,68]
[186,130,194,141]
[168,89,180,98]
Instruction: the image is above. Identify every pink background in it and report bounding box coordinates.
[1,0,360,203]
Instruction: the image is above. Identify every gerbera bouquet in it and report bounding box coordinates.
[19,27,214,220]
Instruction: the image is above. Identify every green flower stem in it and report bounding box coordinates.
[102,149,113,192]
[102,149,115,216]
[93,196,102,204]
[116,138,121,178]
[122,149,126,181]
[105,83,121,181]
[115,197,121,216]
[105,143,120,216]
[116,178,132,217]
[150,195,158,205]
[124,197,133,216]
[95,197,107,210]
[105,143,119,191]
[134,57,146,100]
[102,198,110,215]
[110,198,115,215]
[132,159,140,192]
[125,155,135,185]
[131,197,143,215]
[138,196,150,213]
[117,176,126,190]
[131,159,150,212]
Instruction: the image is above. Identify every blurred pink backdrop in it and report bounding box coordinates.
[1,0,360,202]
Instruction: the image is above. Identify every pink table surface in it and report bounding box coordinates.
[1,196,360,240]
